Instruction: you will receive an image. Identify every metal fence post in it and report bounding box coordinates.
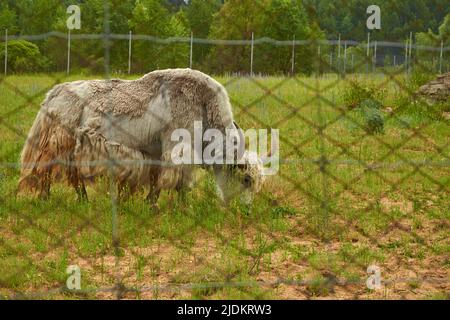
[329,52,332,74]
[189,31,193,69]
[338,34,341,74]
[408,31,413,74]
[291,35,295,75]
[250,32,254,77]
[351,54,354,72]
[373,41,377,73]
[318,44,321,75]
[343,42,347,75]
[367,32,370,74]
[67,29,71,75]
[439,40,443,74]
[404,39,408,73]
[4,29,7,76]
[338,34,341,58]
[128,31,132,74]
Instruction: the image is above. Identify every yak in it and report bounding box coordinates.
[18,68,267,203]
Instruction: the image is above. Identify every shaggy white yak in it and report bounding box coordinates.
[18,69,266,202]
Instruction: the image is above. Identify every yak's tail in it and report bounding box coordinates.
[18,108,76,196]
[18,110,51,194]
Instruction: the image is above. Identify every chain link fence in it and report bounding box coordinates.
[0,5,449,300]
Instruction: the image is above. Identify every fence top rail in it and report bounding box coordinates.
[2,31,449,52]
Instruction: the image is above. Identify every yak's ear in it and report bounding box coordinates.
[233,121,245,161]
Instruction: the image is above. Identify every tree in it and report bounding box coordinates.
[129,0,191,72]
[128,0,172,72]
[163,9,190,68]
[208,0,267,74]
[416,13,450,73]
[208,0,319,74]
[185,0,221,68]
[258,0,314,74]
[13,0,63,35]
[0,40,50,73]
[0,4,18,33]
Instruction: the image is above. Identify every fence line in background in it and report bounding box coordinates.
[189,32,193,69]
[2,31,449,51]
[366,32,370,74]
[374,41,377,72]
[128,31,132,75]
[250,32,254,77]
[1,31,449,76]
[67,29,71,75]
[408,32,413,75]
[4,28,7,76]
[291,35,295,75]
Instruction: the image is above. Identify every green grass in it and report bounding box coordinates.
[0,73,448,300]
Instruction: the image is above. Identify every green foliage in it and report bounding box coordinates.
[341,81,385,109]
[408,70,435,90]
[271,205,296,218]
[208,0,266,74]
[341,84,385,134]
[128,0,189,72]
[416,13,450,72]
[0,1,448,74]
[208,0,318,75]
[0,40,50,73]
[304,0,448,42]
[185,0,221,68]
[185,0,221,38]
[360,99,384,134]
[0,4,17,33]
[259,0,316,75]
[360,98,382,110]
[394,96,450,122]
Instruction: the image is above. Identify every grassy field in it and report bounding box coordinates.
[0,72,448,299]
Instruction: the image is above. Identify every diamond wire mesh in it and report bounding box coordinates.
[0,2,449,300]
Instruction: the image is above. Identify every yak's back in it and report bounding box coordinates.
[44,69,230,122]
[85,78,159,117]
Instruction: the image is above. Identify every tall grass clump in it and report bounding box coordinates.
[341,80,386,110]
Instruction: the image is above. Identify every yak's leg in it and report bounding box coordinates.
[175,185,189,206]
[175,167,193,205]
[213,166,230,203]
[68,168,88,201]
[38,170,52,199]
[35,156,54,199]
[146,141,183,206]
[75,181,88,202]
[146,186,161,204]
[118,182,137,201]
[146,166,161,204]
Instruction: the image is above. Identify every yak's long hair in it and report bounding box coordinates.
[18,69,265,201]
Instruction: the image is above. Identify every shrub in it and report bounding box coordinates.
[341,81,386,109]
[0,40,50,73]
[407,70,435,91]
[395,98,449,121]
[360,99,384,134]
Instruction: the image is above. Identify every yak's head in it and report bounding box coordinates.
[215,121,270,204]
[236,150,265,193]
